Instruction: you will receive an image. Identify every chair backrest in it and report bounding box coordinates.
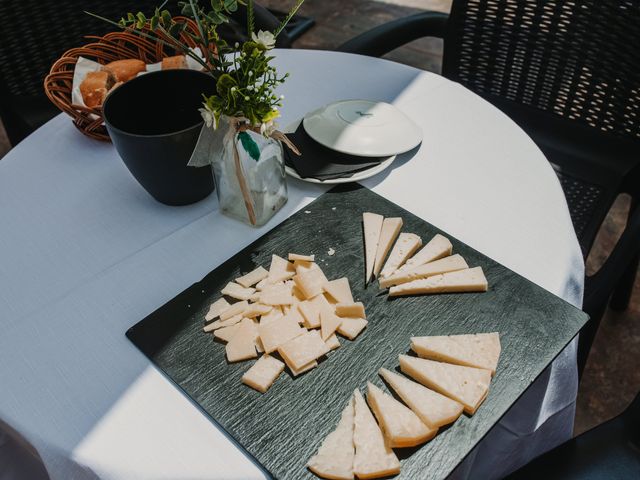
[0,1,167,98]
[442,0,640,141]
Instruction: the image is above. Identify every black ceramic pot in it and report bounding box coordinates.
[103,69,216,206]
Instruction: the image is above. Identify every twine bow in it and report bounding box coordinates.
[226,117,300,226]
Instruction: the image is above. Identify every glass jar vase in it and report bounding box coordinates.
[211,118,288,227]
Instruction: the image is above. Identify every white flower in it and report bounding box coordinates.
[251,30,276,50]
[199,107,216,129]
[260,120,277,136]
[279,94,285,100]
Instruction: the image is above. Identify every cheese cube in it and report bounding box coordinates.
[398,233,452,273]
[204,297,230,321]
[203,313,243,332]
[379,232,422,278]
[220,300,249,320]
[320,307,342,341]
[372,217,403,278]
[213,323,242,342]
[337,317,368,340]
[294,266,328,299]
[335,302,366,319]
[278,330,329,370]
[258,314,305,354]
[289,253,315,262]
[236,266,268,288]
[221,282,255,301]
[388,267,488,296]
[323,277,354,304]
[379,254,468,289]
[366,382,436,448]
[242,355,285,393]
[225,319,258,362]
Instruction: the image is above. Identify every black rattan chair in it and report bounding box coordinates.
[507,391,640,479]
[0,1,305,148]
[338,0,640,376]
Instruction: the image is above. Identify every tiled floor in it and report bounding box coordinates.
[1,0,637,440]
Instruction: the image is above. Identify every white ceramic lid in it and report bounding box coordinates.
[302,99,422,157]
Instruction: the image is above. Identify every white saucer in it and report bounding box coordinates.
[302,99,422,157]
[283,119,396,184]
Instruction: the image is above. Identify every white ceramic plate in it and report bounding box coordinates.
[302,99,422,157]
[283,119,396,184]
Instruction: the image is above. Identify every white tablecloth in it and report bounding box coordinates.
[0,50,584,480]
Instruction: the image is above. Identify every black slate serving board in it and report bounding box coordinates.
[127,185,588,480]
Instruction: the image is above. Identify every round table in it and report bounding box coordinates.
[0,50,584,480]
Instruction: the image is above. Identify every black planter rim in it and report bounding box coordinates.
[103,69,212,139]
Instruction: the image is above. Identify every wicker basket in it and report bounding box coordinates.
[44,17,215,141]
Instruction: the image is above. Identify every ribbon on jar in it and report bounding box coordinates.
[188,116,300,226]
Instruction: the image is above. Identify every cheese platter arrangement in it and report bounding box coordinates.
[127,184,588,479]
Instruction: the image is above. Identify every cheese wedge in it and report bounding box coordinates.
[242,355,285,393]
[325,333,341,351]
[299,299,321,329]
[260,283,293,306]
[379,232,422,278]
[221,282,255,301]
[242,303,273,318]
[290,360,318,376]
[366,382,436,447]
[258,314,305,354]
[204,297,230,321]
[219,300,249,320]
[213,322,242,342]
[236,266,268,288]
[320,307,343,340]
[337,317,368,340]
[225,319,258,362]
[295,267,329,299]
[411,332,501,375]
[307,395,355,480]
[323,277,354,304]
[399,355,492,414]
[353,389,400,479]
[362,212,384,284]
[389,266,488,296]
[278,330,329,370]
[289,253,315,262]
[372,217,403,278]
[379,368,463,428]
[335,302,366,319]
[398,233,452,273]
[379,254,469,289]
[203,313,243,332]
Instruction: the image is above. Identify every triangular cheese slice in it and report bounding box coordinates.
[268,254,295,283]
[397,233,452,273]
[320,307,343,341]
[379,254,468,289]
[323,277,354,304]
[362,212,384,284]
[379,368,463,428]
[353,389,400,479]
[379,232,422,278]
[372,217,403,278]
[307,395,355,480]
[399,355,491,415]
[205,297,230,321]
[411,332,501,375]
[388,267,488,296]
[366,382,436,448]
